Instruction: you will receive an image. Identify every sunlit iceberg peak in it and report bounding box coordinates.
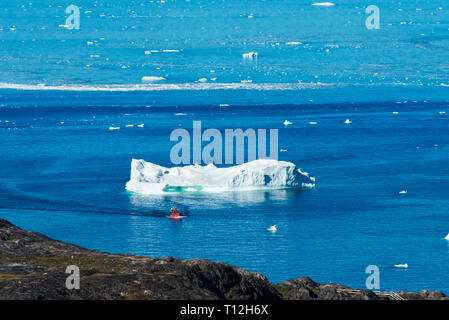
[125,159,315,194]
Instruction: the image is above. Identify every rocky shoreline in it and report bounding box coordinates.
[0,218,446,300]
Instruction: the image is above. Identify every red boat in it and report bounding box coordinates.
[169,208,181,218]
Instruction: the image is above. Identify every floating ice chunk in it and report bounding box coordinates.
[285,41,302,45]
[240,80,253,83]
[394,264,408,268]
[344,119,352,124]
[283,120,293,126]
[399,190,407,194]
[439,111,446,114]
[392,111,399,114]
[126,159,315,194]
[267,225,277,232]
[198,78,208,82]
[126,124,134,127]
[309,121,318,125]
[137,123,145,128]
[243,52,258,59]
[175,113,187,116]
[109,126,120,130]
[312,2,335,6]
[142,76,166,82]
[280,149,288,152]
[219,104,230,107]
[445,233,449,241]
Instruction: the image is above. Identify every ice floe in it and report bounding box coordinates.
[142,76,166,82]
[243,52,258,59]
[312,2,335,6]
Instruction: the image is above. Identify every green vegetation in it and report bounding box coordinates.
[0,273,27,282]
[0,255,129,273]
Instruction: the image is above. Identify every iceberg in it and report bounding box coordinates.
[312,2,335,6]
[126,159,315,194]
[242,52,258,59]
[141,76,166,82]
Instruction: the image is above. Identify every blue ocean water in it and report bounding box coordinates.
[1,0,449,293]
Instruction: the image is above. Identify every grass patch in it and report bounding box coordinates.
[0,273,27,282]
[272,285,289,298]
[124,290,154,300]
[0,255,129,273]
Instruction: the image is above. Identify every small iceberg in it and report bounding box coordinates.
[126,159,315,195]
[394,264,408,268]
[309,121,318,125]
[399,190,407,194]
[109,126,120,130]
[283,120,293,126]
[312,2,335,6]
[126,124,134,127]
[141,76,166,82]
[267,225,277,232]
[344,119,352,124]
[243,52,258,59]
[137,124,145,128]
[445,233,449,241]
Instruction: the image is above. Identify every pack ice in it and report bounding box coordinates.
[126,159,315,194]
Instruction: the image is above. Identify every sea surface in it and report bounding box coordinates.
[1,0,449,293]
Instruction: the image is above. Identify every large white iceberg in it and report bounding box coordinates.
[125,159,315,194]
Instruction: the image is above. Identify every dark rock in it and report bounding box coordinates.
[275,278,379,300]
[0,218,281,300]
[395,290,448,300]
